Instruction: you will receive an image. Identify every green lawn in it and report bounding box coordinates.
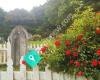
[0,64,7,71]
[28,38,55,46]
[0,64,33,71]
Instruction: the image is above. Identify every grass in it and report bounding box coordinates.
[0,64,33,71]
[0,64,7,71]
[13,65,33,71]
[28,38,55,46]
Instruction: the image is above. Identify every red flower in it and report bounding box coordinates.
[73,52,78,57]
[76,71,84,77]
[70,60,74,64]
[40,47,47,53]
[98,61,100,65]
[75,61,80,67]
[91,59,97,67]
[22,60,26,65]
[54,40,60,47]
[65,40,70,46]
[96,48,100,56]
[72,47,77,51]
[66,50,71,56]
[77,34,83,40]
[96,28,100,34]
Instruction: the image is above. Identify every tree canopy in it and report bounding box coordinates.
[0,0,99,40]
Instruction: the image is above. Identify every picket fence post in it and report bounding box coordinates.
[20,56,26,80]
[45,65,52,80]
[7,57,13,80]
[33,66,40,80]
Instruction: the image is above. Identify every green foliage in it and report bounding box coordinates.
[66,6,100,38]
[41,30,100,79]
[38,3,100,79]
[0,8,6,22]
[28,38,55,45]
[0,0,99,40]
[0,64,7,71]
[31,34,42,41]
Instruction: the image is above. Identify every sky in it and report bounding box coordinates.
[0,0,47,12]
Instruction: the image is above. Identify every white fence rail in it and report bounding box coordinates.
[0,41,45,64]
[0,42,7,64]
[28,44,46,53]
[0,66,90,80]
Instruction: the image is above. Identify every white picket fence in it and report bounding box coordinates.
[0,41,45,64]
[0,66,90,80]
[28,43,47,53]
[0,42,8,64]
[0,40,93,80]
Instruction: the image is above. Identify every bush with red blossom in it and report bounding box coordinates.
[38,7,100,80]
[41,29,100,80]
[22,60,26,65]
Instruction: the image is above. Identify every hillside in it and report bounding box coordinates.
[0,0,99,40]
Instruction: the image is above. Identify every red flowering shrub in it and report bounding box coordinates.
[76,71,84,77]
[91,59,98,67]
[98,61,100,65]
[96,48,100,56]
[77,33,84,40]
[75,61,80,67]
[66,50,71,56]
[65,40,70,46]
[40,47,47,53]
[37,7,100,80]
[22,60,26,65]
[44,30,100,79]
[54,40,60,47]
[72,47,77,51]
[73,52,78,57]
[96,28,100,34]
[70,60,74,64]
